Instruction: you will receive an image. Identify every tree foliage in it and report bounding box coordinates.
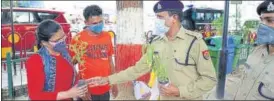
[212,15,224,35]
[241,20,260,43]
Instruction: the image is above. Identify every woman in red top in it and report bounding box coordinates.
[26,20,87,100]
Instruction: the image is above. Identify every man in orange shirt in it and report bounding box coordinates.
[69,5,118,101]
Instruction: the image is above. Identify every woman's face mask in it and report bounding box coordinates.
[52,41,67,53]
[49,35,66,46]
[49,36,67,52]
[255,23,274,45]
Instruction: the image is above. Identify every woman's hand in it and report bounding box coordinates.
[57,84,88,100]
[68,84,88,98]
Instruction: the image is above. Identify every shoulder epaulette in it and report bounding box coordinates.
[184,29,203,40]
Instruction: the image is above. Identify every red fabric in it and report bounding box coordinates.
[115,44,150,84]
[69,30,112,95]
[26,54,74,100]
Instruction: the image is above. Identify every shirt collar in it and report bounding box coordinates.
[163,27,186,41]
[176,27,186,40]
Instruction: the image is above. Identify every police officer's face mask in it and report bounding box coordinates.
[255,23,274,45]
[155,19,169,35]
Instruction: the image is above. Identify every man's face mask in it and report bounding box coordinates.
[154,13,177,36]
[155,19,169,35]
[255,23,274,45]
[86,22,104,34]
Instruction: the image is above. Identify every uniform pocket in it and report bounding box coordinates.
[173,56,196,71]
[173,56,198,80]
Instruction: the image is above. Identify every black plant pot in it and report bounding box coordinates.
[158,78,169,86]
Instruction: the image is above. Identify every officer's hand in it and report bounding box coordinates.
[159,83,180,97]
[86,76,109,87]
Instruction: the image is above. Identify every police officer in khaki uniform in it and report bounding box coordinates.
[232,0,274,100]
[87,0,217,100]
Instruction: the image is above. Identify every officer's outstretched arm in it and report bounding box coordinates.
[108,52,152,85]
[178,39,217,99]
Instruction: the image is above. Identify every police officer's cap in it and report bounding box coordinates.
[153,0,184,13]
[257,0,274,15]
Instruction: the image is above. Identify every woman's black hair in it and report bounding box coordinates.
[36,19,61,49]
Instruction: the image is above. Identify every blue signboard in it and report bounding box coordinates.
[18,1,44,8]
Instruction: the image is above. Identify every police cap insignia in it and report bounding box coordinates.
[157,3,162,10]
[153,0,184,13]
[257,0,274,15]
[267,2,274,12]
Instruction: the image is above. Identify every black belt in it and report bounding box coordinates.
[258,82,274,100]
[174,37,197,66]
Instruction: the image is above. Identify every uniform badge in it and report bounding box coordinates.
[202,50,210,60]
[267,2,274,12]
[157,3,162,10]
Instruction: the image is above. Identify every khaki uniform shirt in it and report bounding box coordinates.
[234,45,274,100]
[108,27,217,100]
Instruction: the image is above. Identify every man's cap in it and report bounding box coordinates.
[257,0,274,15]
[153,0,184,13]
